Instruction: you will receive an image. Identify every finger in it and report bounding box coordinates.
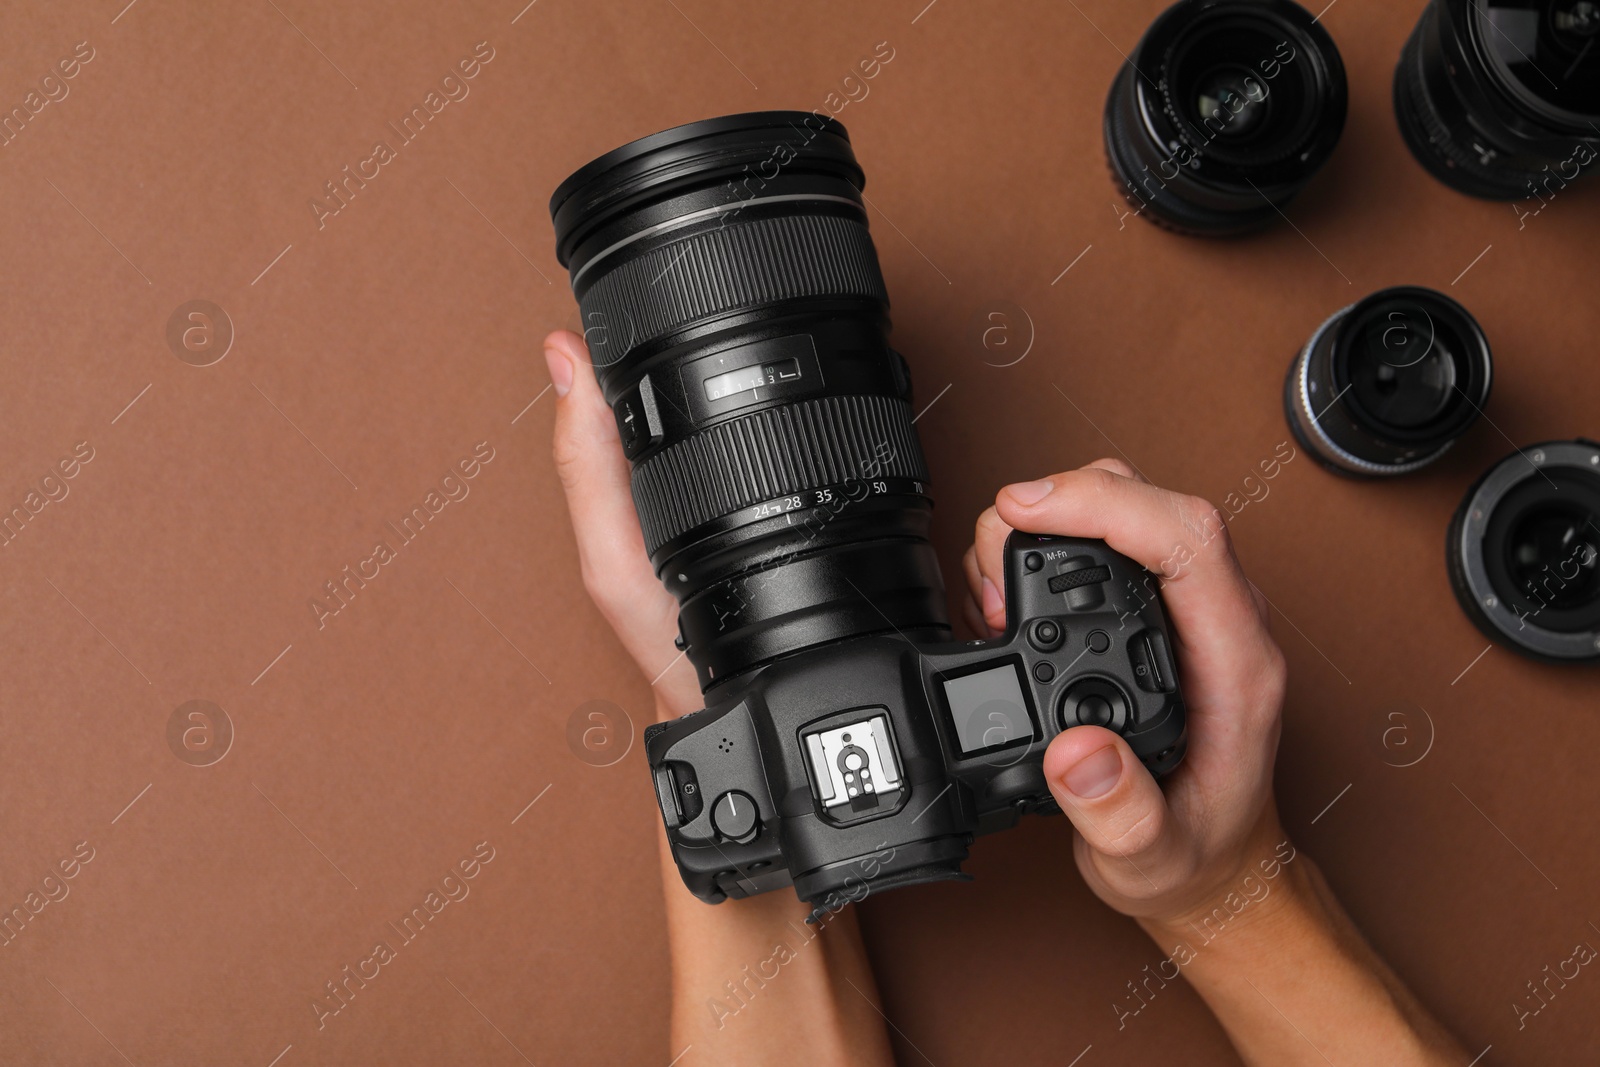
[974,463,1137,626]
[962,545,983,607]
[1043,726,1190,890]
[960,594,991,641]
[1248,581,1272,630]
[971,506,1012,632]
[994,468,1274,686]
[1083,456,1147,484]
[960,546,1001,639]
[546,331,695,705]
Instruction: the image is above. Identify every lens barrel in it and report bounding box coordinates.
[1104,0,1348,235]
[1395,0,1600,200]
[550,113,950,692]
[1285,286,1493,477]
[1448,440,1600,662]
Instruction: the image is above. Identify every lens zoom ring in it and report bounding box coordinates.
[632,394,927,554]
[578,213,888,368]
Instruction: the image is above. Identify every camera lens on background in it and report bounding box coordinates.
[1104,0,1348,236]
[1448,440,1600,662]
[1395,0,1600,200]
[1284,286,1493,477]
[550,112,949,693]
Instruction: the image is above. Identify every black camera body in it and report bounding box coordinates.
[550,112,1189,910]
[646,531,1187,910]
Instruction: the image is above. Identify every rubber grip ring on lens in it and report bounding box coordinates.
[1395,23,1531,199]
[576,212,889,369]
[631,393,929,555]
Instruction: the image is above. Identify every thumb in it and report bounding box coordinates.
[545,329,651,597]
[544,330,695,711]
[1043,726,1183,884]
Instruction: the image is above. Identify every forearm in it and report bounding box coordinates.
[653,702,894,1065]
[1138,823,1467,1066]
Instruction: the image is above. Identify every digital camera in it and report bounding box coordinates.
[549,112,1187,912]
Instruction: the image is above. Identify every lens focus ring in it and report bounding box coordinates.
[578,212,889,368]
[631,393,928,555]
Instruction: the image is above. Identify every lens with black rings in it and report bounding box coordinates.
[1448,440,1600,662]
[1395,0,1600,200]
[1104,0,1348,236]
[549,112,949,693]
[1285,286,1493,477]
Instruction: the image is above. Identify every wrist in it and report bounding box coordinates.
[1137,807,1313,957]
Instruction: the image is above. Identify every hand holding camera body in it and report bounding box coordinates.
[550,114,1188,910]
[548,0,1600,910]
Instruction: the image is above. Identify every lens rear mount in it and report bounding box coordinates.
[1448,440,1600,662]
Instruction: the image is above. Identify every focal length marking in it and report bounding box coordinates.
[727,477,930,533]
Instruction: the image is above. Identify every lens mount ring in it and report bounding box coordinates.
[1449,439,1600,662]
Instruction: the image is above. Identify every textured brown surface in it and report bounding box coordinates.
[2,0,1597,1064]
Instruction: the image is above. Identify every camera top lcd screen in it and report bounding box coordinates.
[940,662,1037,757]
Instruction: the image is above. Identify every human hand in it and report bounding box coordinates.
[963,462,1290,929]
[544,329,703,723]
[548,321,1290,926]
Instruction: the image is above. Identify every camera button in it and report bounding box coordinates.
[1033,661,1056,683]
[1024,551,1044,573]
[1028,619,1064,651]
[712,790,760,844]
[1086,629,1111,654]
[1059,678,1131,733]
[1130,629,1177,692]
[1077,695,1114,727]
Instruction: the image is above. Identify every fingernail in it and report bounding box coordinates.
[980,576,1003,619]
[544,345,573,397]
[1063,746,1121,799]
[1005,479,1054,506]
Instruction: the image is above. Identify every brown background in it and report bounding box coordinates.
[2,0,1597,1064]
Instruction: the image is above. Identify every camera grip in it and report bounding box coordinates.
[1000,530,1187,776]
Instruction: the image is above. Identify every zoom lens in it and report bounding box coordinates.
[1104,0,1348,236]
[549,113,948,692]
[1448,440,1600,662]
[1284,287,1493,477]
[1395,0,1600,200]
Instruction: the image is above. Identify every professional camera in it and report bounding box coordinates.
[1104,0,1348,235]
[549,113,1187,911]
[1395,0,1600,199]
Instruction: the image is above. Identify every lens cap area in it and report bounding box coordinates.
[549,110,863,269]
[1286,287,1492,476]
[1104,0,1347,234]
[1449,440,1600,662]
[1336,290,1484,440]
[1165,11,1325,167]
[1474,0,1600,119]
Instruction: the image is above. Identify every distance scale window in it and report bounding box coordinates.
[703,357,803,402]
